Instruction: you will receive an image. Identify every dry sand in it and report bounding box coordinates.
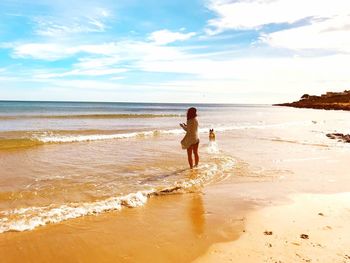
[195,192,350,263]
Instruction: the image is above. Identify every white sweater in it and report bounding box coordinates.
[181,118,199,149]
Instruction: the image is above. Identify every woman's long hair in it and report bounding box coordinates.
[187,107,197,120]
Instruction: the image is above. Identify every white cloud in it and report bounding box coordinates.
[137,53,350,102]
[206,0,350,32]
[12,43,74,60]
[35,68,127,78]
[34,54,126,79]
[206,0,350,53]
[52,79,124,90]
[261,15,350,52]
[138,55,349,80]
[10,41,190,61]
[3,52,350,103]
[75,57,120,69]
[33,7,111,36]
[34,18,107,37]
[148,29,196,45]
[8,37,350,103]
[12,43,118,60]
[34,52,128,79]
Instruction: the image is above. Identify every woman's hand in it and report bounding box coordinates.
[180,123,187,130]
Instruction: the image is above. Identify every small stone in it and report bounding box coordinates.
[264,231,273,235]
[300,234,309,239]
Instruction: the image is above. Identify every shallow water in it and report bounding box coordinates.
[1,101,350,233]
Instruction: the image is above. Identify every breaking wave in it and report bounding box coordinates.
[0,155,235,233]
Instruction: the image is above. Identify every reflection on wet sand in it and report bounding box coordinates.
[190,194,205,236]
[187,167,205,236]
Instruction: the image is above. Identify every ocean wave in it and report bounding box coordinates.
[0,113,182,120]
[0,155,235,233]
[0,121,312,149]
[35,121,311,143]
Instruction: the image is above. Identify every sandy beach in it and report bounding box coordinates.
[195,192,350,263]
[0,103,350,262]
[2,168,350,263]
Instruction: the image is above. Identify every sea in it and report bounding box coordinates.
[1,101,350,233]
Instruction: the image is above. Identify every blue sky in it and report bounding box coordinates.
[1,0,350,103]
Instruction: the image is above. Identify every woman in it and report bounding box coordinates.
[180,107,199,169]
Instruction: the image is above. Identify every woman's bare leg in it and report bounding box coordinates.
[187,146,193,169]
[193,142,199,167]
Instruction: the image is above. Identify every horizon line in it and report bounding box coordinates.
[0,99,272,106]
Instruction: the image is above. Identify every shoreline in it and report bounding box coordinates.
[275,102,350,111]
[0,186,253,263]
[2,180,349,262]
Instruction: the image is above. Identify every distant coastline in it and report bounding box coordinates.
[275,90,350,111]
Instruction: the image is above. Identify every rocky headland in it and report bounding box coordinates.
[275,90,350,111]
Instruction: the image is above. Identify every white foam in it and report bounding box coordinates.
[0,155,236,234]
[36,131,156,143]
[0,190,153,233]
[33,121,310,144]
[207,141,220,154]
[159,156,235,192]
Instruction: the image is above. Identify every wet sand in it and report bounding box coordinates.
[2,137,350,262]
[0,188,253,263]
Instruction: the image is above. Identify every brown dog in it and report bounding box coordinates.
[209,129,216,142]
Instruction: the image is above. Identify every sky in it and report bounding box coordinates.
[0,0,350,103]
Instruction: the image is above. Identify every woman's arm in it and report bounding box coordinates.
[180,123,187,131]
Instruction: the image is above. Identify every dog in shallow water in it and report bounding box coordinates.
[209,129,216,142]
